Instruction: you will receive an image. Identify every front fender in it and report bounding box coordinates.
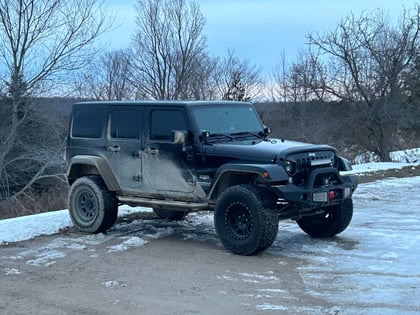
[337,156,352,171]
[216,163,289,182]
[209,163,288,199]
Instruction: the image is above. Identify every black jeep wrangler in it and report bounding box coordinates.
[65,101,358,255]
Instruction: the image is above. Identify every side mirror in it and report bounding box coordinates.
[263,126,271,135]
[200,131,210,142]
[172,130,186,145]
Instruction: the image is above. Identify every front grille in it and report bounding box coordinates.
[286,151,336,185]
[296,157,310,175]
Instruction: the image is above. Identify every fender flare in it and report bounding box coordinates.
[337,156,352,171]
[67,155,120,191]
[209,163,288,199]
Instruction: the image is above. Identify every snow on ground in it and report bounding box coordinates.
[346,147,419,175]
[210,175,420,314]
[268,175,420,314]
[1,161,419,314]
[353,148,420,164]
[343,161,418,175]
[0,205,150,244]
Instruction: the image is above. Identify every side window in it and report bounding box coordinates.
[150,109,187,141]
[110,109,142,139]
[72,109,103,138]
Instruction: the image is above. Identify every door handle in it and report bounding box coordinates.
[107,145,120,153]
[146,148,159,155]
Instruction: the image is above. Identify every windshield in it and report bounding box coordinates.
[191,104,264,134]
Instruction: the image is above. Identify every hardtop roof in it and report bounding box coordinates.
[74,100,251,108]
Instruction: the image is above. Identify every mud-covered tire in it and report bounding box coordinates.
[214,185,279,256]
[68,176,118,233]
[153,208,188,220]
[297,199,353,238]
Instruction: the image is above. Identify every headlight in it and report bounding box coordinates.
[330,155,336,166]
[284,160,295,174]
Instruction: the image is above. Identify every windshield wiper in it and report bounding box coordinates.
[202,132,234,144]
[230,131,265,139]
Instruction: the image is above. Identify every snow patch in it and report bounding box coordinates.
[142,226,175,239]
[0,210,72,243]
[256,303,287,311]
[26,250,66,267]
[65,243,86,250]
[11,236,108,267]
[102,280,126,288]
[239,272,280,283]
[3,267,23,275]
[342,162,418,175]
[107,236,147,253]
[0,206,150,244]
[257,288,287,293]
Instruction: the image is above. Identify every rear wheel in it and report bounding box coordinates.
[214,185,279,256]
[68,176,118,233]
[153,208,188,220]
[297,199,353,238]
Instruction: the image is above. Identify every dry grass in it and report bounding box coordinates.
[356,165,420,184]
[0,186,68,220]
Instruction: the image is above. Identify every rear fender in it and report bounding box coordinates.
[67,155,120,191]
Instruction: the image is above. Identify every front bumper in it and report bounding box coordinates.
[271,168,358,209]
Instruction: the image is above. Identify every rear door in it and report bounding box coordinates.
[104,106,144,191]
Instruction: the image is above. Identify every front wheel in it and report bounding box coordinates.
[297,199,353,238]
[214,185,279,256]
[68,176,118,233]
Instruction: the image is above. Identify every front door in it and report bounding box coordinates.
[104,107,143,191]
[142,108,204,199]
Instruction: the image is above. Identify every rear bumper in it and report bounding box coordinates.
[271,169,358,208]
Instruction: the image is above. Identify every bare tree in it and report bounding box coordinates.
[101,50,134,100]
[307,7,419,161]
[400,51,420,147]
[213,50,262,101]
[288,51,314,104]
[271,50,288,102]
[73,49,134,100]
[0,0,109,211]
[403,51,420,106]
[131,0,211,100]
[0,0,109,95]
[272,48,331,104]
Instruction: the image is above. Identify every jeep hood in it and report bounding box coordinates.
[203,139,336,163]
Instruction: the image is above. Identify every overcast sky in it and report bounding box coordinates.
[104,0,419,76]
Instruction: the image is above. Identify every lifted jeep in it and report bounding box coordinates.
[65,101,358,255]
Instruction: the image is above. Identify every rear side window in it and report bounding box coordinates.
[150,109,187,141]
[110,109,142,139]
[72,109,103,138]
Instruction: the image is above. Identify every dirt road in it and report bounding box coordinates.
[1,177,419,315]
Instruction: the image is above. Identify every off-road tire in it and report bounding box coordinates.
[68,176,118,233]
[297,199,353,238]
[153,208,188,220]
[214,185,279,256]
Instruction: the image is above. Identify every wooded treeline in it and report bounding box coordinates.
[0,0,418,217]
